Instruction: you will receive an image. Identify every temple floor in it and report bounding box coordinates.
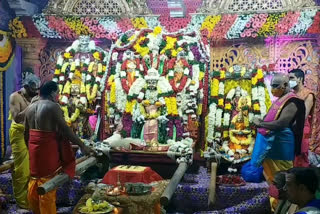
[0,166,270,214]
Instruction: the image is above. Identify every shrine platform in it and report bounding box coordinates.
[0,165,271,214]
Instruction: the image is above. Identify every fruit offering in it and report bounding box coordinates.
[79,198,113,213]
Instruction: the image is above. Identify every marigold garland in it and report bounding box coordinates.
[125,100,137,114]
[200,15,221,37]
[132,17,148,29]
[64,17,91,36]
[9,17,27,38]
[139,103,161,119]
[61,106,81,126]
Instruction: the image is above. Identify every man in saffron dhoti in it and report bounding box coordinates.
[24,81,94,214]
[242,74,305,184]
[8,74,40,209]
[289,69,317,167]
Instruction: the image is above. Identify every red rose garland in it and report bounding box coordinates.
[167,58,190,93]
[120,58,141,94]
[170,76,188,93]
[121,79,130,94]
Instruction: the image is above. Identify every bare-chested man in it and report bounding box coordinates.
[24,81,94,214]
[289,69,317,167]
[9,74,40,209]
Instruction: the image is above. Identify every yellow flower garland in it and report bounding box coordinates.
[9,17,27,38]
[107,75,116,104]
[258,13,286,37]
[54,68,61,75]
[61,62,70,74]
[110,82,116,104]
[133,37,150,57]
[61,106,81,126]
[230,133,252,146]
[256,69,263,79]
[86,62,102,102]
[160,37,177,54]
[211,79,219,97]
[131,17,148,29]
[125,100,137,114]
[165,97,172,115]
[65,17,91,36]
[225,103,232,110]
[153,26,162,35]
[139,103,161,119]
[165,97,179,116]
[86,84,98,103]
[62,81,71,94]
[197,104,203,116]
[200,15,221,37]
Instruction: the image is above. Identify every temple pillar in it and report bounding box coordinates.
[15,38,47,77]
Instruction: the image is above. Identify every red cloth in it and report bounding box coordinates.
[102,166,162,186]
[28,130,75,178]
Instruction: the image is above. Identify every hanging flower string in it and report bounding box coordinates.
[132,17,149,29]
[288,9,317,35]
[48,16,76,39]
[258,13,286,37]
[307,11,320,34]
[211,14,238,40]
[241,13,268,38]
[30,11,320,40]
[227,14,253,39]
[200,15,221,37]
[275,11,300,35]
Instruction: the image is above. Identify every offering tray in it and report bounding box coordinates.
[125,182,152,195]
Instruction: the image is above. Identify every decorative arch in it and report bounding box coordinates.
[43,0,151,17]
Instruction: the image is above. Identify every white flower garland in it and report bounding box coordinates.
[114,77,127,113]
[258,86,267,118]
[207,103,217,143]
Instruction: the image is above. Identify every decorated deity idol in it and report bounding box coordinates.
[140,68,163,146]
[226,96,254,159]
[120,51,142,94]
[168,53,190,94]
[231,86,242,118]
[53,35,107,138]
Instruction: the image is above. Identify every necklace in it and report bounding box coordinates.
[18,90,30,105]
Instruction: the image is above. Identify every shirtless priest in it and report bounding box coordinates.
[9,74,40,209]
[24,81,94,214]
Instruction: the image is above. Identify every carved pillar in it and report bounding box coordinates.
[15,38,47,77]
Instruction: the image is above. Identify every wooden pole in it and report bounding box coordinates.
[37,156,97,195]
[75,156,89,165]
[208,162,217,207]
[0,161,13,173]
[160,162,188,207]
